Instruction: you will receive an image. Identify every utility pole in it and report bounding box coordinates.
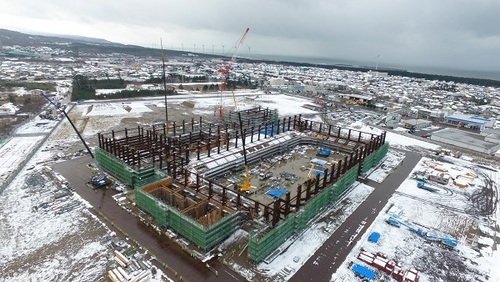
[161,38,169,124]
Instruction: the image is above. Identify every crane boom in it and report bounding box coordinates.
[219,28,250,84]
[232,90,238,110]
[217,28,250,121]
[40,92,94,158]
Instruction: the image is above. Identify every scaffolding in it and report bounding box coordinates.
[248,165,359,262]
[360,143,389,174]
[95,148,166,187]
[95,114,389,261]
[246,144,389,262]
[135,178,240,250]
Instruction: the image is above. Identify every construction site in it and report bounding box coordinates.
[94,106,389,264]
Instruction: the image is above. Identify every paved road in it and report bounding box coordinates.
[290,150,422,282]
[52,156,244,282]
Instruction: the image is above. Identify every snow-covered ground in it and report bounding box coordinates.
[366,150,406,183]
[0,143,110,281]
[0,136,44,186]
[254,183,375,281]
[14,116,60,135]
[0,91,318,281]
[331,155,500,282]
[1,92,498,281]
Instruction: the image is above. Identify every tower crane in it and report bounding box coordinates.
[217,28,250,121]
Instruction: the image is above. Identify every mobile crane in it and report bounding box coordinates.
[40,91,94,159]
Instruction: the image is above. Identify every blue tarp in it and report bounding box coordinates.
[311,158,328,166]
[317,148,331,157]
[352,264,376,280]
[368,232,380,243]
[312,169,325,177]
[260,126,276,136]
[266,188,286,198]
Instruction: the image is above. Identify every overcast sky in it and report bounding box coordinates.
[1,0,499,71]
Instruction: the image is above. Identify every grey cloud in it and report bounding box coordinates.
[1,0,499,71]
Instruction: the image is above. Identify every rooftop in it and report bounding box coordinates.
[432,128,499,150]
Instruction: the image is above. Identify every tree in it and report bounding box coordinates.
[8,94,16,103]
[23,95,32,105]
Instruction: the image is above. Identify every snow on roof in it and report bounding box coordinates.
[433,128,499,150]
[445,114,493,125]
[95,89,124,95]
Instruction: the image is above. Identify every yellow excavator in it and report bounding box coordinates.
[240,165,251,192]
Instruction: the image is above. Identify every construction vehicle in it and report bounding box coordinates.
[240,165,251,192]
[217,28,250,120]
[238,112,251,192]
[347,99,358,105]
[386,216,457,248]
[259,157,280,181]
[259,171,273,181]
[414,174,428,182]
[416,181,439,193]
[89,174,111,189]
[317,147,331,157]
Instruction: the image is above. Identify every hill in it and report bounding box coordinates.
[0,28,115,47]
[0,28,197,58]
